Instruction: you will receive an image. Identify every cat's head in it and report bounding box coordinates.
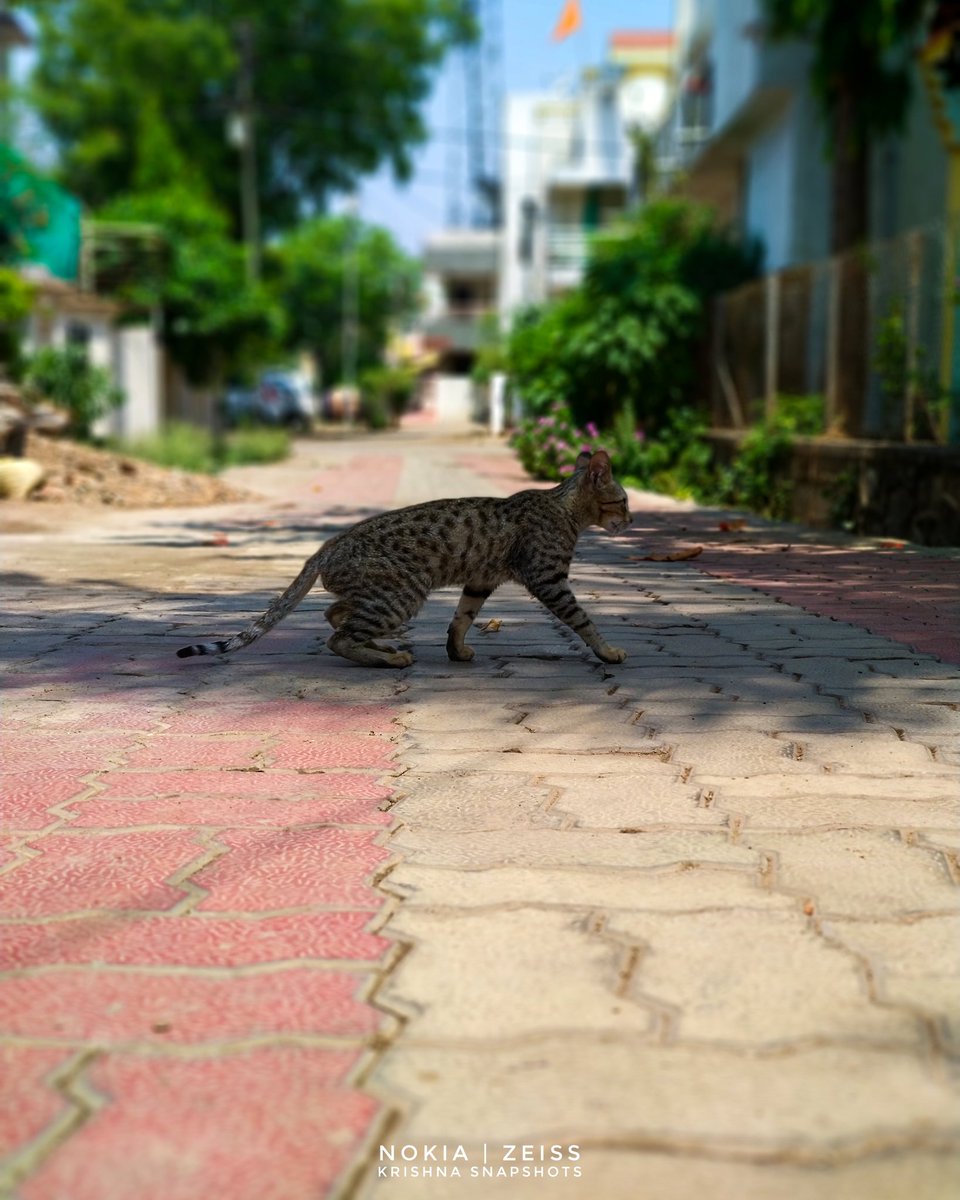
[574,449,632,533]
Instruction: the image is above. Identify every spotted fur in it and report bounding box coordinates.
[176,449,631,668]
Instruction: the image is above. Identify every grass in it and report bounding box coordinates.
[110,421,291,473]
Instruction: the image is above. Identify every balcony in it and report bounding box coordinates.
[419,307,497,354]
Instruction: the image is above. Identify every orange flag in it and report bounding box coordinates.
[552,0,582,41]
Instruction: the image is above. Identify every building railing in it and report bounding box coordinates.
[546,225,591,273]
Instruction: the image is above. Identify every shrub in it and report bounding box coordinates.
[115,421,289,473]
[23,344,123,439]
[506,199,761,429]
[360,364,417,427]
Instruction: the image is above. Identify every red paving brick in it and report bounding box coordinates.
[62,790,393,829]
[1,772,96,832]
[93,768,390,801]
[120,736,270,769]
[2,454,407,1196]
[0,1045,77,1160]
[19,1049,379,1200]
[3,912,388,969]
[163,700,396,735]
[0,831,208,917]
[0,970,382,1043]
[1,732,131,771]
[192,828,391,911]
[693,547,960,664]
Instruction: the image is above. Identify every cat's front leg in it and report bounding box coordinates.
[446,585,492,661]
[524,571,626,664]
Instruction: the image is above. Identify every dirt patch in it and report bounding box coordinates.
[10,432,255,509]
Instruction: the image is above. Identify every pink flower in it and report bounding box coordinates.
[585,421,599,438]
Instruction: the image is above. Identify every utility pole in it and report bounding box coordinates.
[230,20,261,283]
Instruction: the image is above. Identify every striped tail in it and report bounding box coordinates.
[175,549,324,660]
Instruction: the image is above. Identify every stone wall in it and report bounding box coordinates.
[706,431,960,547]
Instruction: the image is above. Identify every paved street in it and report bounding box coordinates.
[1,422,959,1200]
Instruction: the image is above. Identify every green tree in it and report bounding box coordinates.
[27,0,475,234]
[761,0,929,253]
[0,267,35,377]
[100,184,285,384]
[507,200,760,430]
[268,214,420,386]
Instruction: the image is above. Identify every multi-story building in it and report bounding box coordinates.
[498,30,674,320]
[657,0,948,270]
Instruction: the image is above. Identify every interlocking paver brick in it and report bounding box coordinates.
[19,1048,380,1200]
[2,911,388,968]
[364,1039,960,1148]
[191,827,390,911]
[0,830,209,916]
[92,768,391,801]
[605,907,919,1046]
[0,1045,79,1161]
[389,772,558,830]
[823,914,960,1048]
[0,771,96,832]
[383,861,794,912]
[0,969,382,1043]
[543,773,725,828]
[379,908,657,1038]
[4,430,960,1200]
[162,700,396,735]
[745,828,960,917]
[62,788,393,828]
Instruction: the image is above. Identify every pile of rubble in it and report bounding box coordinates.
[10,431,254,508]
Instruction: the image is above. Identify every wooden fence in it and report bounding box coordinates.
[711,221,958,443]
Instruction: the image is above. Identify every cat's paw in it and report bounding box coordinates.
[386,650,414,668]
[597,645,627,664]
[447,644,475,662]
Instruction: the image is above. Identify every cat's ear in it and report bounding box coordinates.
[574,450,592,472]
[587,450,612,487]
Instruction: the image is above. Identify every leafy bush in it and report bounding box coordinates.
[511,401,718,500]
[506,199,761,430]
[115,421,289,473]
[774,393,826,436]
[714,422,794,518]
[510,402,589,480]
[0,268,34,378]
[512,401,805,520]
[360,364,417,428]
[23,345,123,439]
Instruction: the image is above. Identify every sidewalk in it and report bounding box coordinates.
[1,426,958,1199]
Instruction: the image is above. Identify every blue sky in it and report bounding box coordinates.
[353,0,674,253]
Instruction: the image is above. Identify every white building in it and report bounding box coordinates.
[21,269,162,440]
[498,31,674,321]
[420,228,500,372]
[657,0,947,270]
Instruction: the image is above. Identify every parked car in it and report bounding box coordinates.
[222,371,317,431]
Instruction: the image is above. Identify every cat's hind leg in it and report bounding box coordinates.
[446,584,493,662]
[324,599,351,629]
[326,590,422,668]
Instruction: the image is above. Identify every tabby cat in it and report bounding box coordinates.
[177,448,631,668]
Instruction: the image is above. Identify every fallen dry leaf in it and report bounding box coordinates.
[718,519,748,532]
[630,546,704,562]
[201,532,230,547]
[479,618,503,633]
